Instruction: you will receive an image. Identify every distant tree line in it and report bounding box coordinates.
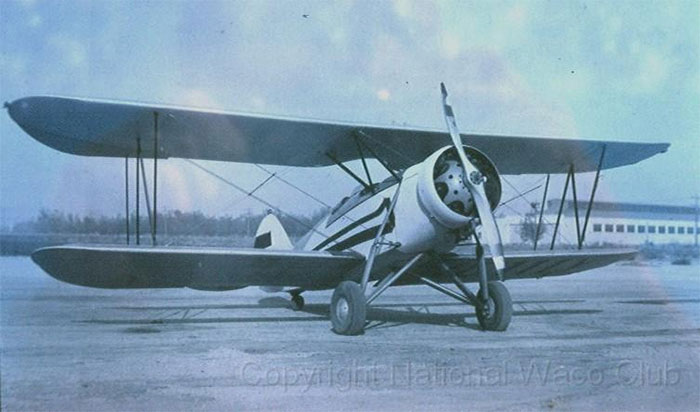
[10,208,328,237]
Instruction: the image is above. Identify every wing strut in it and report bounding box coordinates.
[570,164,581,246]
[550,167,572,250]
[533,174,550,250]
[353,135,374,190]
[135,137,141,245]
[549,145,606,250]
[355,131,402,181]
[152,111,159,246]
[580,145,606,248]
[139,157,153,242]
[326,131,405,193]
[326,151,372,192]
[125,156,130,245]
[129,113,160,246]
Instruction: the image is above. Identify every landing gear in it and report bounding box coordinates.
[330,281,366,335]
[290,292,305,311]
[433,246,512,332]
[475,281,512,331]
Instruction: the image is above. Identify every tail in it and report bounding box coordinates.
[255,213,293,293]
[254,213,293,250]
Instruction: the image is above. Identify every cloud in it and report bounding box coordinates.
[159,162,192,210]
[505,4,528,27]
[376,89,391,101]
[549,69,593,99]
[28,14,42,28]
[177,89,220,108]
[0,53,27,78]
[633,51,670,93]
[392,0,412,18]
[48,34,87,68]
[691,71,700,96]
[440,33,461,60]
[429,49,578,136]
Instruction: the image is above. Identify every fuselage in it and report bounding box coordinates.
[298,145,501,258]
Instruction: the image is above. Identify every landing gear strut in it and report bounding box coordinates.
[331,254,424,335]
[428,245,512,331]
[290,290,305,311]
[329,244,514,335]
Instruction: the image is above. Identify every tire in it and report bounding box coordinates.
[290,294,304,311]
[330,281,366,335]
[476,281,512,331]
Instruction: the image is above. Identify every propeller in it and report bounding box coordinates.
[440,83,505,276]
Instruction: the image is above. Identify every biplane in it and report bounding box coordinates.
[5,84,668,335]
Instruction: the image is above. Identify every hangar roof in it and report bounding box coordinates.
[545,200,697,222]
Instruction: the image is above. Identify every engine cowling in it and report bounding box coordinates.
[417,145,501,229]
[393,145,501,253]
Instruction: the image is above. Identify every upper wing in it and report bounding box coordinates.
[32,245,362,290]
[7,96,668,174]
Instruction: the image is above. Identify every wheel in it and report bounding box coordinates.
[290,294,304,311]
[476,281,512,331]
[330,281,366,335]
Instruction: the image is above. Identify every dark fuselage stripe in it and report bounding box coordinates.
[313,198,389,251]
[326,213,395,252]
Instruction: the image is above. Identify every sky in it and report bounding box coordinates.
[1,0,699,227]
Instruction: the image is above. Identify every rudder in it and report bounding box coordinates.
[254,213,293,250]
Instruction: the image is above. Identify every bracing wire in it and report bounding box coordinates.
[163,165,279,246]
[253,164,370,229]
[180,159,331,242]
[501,175,574,245]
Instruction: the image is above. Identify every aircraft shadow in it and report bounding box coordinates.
[618,298,700,305]
[86,297,601,330]
[111,297,585,311]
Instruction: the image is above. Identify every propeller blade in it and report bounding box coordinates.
[440,83,505,275]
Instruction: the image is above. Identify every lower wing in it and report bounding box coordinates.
[32,245,361,290]
[32,244,635,290]
[437,248,637,282]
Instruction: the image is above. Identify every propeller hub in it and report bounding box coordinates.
[469,170,485,185]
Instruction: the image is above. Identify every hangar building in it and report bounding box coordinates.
[500,200,698,246]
